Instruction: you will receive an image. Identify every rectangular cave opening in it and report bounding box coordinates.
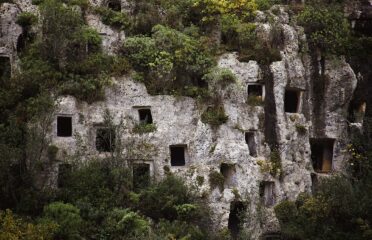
[245,132,257,157]
[96,128,116,152]
[57,163,72,188]
[310,138,335,173]
[284,89,301,113]
[107,0,121,11]
[259,181,275,207]
[133,163,150,190]
[228,201,246,239]
[57,116,72,137]
[220,163,236,187]
[138,108,153,124]
[248,84,263,97]
[170,145,186,166]
[0,56,11,82]
[261,233,282,240]
[311,173,318,193]
[351,102,366,123]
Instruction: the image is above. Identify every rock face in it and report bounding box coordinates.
[0,1,363,238]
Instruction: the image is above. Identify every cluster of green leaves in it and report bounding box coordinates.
[209,170,225,190]
[133,123,157,134]
[55,160,211,239]
[201,105,229,126]
[94,6,131,30]
[297,3,350,56]
[123,24,214,95]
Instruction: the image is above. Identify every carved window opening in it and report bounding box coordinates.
[57,116,72,137]
[248,84,263,98]
[261,233,282,240]
[96,128,116,152]
[58,163,72,188]
[220,163,236,188]
[284,89,301,113]
[245,132,257,157]
[107,0,121,11]
[228,201,246,239]
[133,163,150,190]
[170,145,186,166]
[138,108,153,124]
[259,181,275,207]
[310,138,335,173]
[0,56,11,83]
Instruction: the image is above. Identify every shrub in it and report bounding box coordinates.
[41,202,82,240]
[295,124,307,135]
[209,170,225,190]
[247,95,264,106]
[297,5,350,55]
[201,105,228,126]
[0,209,57,240]
[133,123,157,134]
[47,144,58,161]
[103,208,150,237]
[270,149,282,177]
[202,67,236,88]
[94,7,131,29]
[16,12,38,28]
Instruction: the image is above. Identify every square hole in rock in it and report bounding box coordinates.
[133,163,150,190]
[245,132,257,157]
[107,0,121,11]
[220,163,236,187]
[260,181,275,207]
[57,116,72,137]
[96,128,115,152]
[310,138,335,173]
[138,108,153,124]
[248,84,263,97]
[284,89,301,113]
[228,201,246,239]
[170,145,186,166]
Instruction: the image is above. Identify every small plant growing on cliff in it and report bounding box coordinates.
[202,67,237,88]
[133,123,157,134]
[296,124,307,135]
[201,106,228,126]
[16,12,38,28]
[94,7,130,29]
[47,145,59,161]
[209,170,225,190]
[270,149,282,177]
[247,95,264,106]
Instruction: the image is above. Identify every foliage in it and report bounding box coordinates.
[16,12,38,28]
[209,170,225,190]
[193,0,257,22]
[47,145,58,161]
[201,105,228,126]
[103,208,150,238]
[247,95,264,106]
[94,7,130,30]
[41,202,82,240]
[255,0,281,10]
[123,24,214,95]
[295,124,307,135]
[269,149,282,177]
[202,67,236,88]
[297,5,350,55]
[0,209,57,240]
[133,123,157,134]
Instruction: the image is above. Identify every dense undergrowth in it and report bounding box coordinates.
[0,0,372,239]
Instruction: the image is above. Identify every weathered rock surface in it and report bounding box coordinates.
[1,1,363,238]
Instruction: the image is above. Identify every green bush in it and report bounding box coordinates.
[41,202,82,240]
[297,5,350,55]
[103,208,150,237]
[133,123,157,134]
[209,170,225,190]
[269,149,282,177]
[201,105,228,126]
[0,209,57,240]
[94,7,130,30]
[16,12,38,28]
[202,67,236,88]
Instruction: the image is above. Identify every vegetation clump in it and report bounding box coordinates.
[133,123,157,134]
[201,105,228,126]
